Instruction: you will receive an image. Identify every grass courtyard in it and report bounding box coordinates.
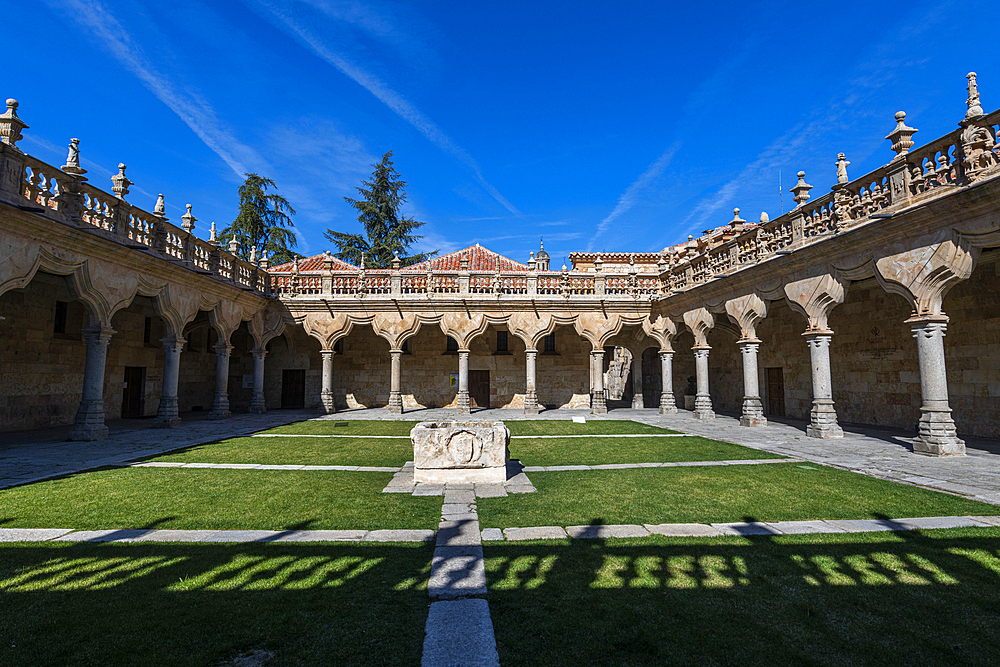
[2,417,1000,665]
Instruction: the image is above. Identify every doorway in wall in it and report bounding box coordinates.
[469,370,490,409]
[122,366,146,418]
[766,367,785,417]
[281,369,306,409]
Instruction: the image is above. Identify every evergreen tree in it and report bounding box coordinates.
[219,174,299,265]
[325,151,435,268]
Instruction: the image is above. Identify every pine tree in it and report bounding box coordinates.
[219,174,299,265]
[325,151,435,268]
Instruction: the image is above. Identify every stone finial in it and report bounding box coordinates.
[730,207,745,232]
[791,171,812,207]
[259,253,269,271]
[836,153,850,185]
[459,252,469,271]
[760,212,769,224]
[0,99,28,149]
[61,138,87,177]
[228,237,239,254]
[249,245,257,263]
[359,254,366,271]
[291,257,299,274]
[323,250,334,273]
[561,261,568,272]
[594,254,603,273]
[181,204,196,233]
[966,72,984,120]
[111,163,132,199]
[154,194,166,218]
[391,249,401,271]
[885,111,918,158]
[208,221,218,244]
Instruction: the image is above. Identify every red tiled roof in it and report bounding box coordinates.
[270,253,359,273]
[404,244,531,273]
[568,252,665,263]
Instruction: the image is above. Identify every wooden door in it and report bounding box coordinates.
[766,367,785,417]
[281,369,306,409]
[121,366,145,418]
[468,370,490,409]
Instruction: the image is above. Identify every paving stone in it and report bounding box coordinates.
[428,546,487,599]
[967,515,1000,526]
[566,524,650,539]
[54,529,152,542]
[422,599,500,667]
[204,530,286,542]
[445,483,475,490]
[365,466,403,472]
[824,519,909,532]
[764,520,845,534]
[443,490,477,505]
[134,461,184,467]
[366,529,436,542]
[133,530,219,542]
[711,522,783,536]
[0,528,73,542]
[272,530,368,542]
[184,462,218,468]
[506,485,536,494]
[259,465,306,470]
[889,516,992,530]
[413,485,445,496]
[520,466,545,473]
[437,519,482,547]
[481,528,504,541]
[503,526,567,541]
[382,485,415,493]
[474,483,508,498]
[590,464,638,470]
[505,472,534,485]
[544,465,591,471]
[441,503,475,516]
[644,523,723,537]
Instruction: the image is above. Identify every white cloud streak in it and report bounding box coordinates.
[248,0,521,216]
[49,0,265,179]
[588,143,680,251]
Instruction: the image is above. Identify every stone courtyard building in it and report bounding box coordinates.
[2,73,999,457]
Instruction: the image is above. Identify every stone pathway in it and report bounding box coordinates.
[131,462,400,472]
[383,461,537,495]
[522,457,800,472]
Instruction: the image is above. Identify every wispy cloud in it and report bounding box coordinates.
[247,0,520,216]
[47,0,265,179]
[588,143,680,251]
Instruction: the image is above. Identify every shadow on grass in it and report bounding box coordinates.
[484,524,1000,666]
[0,541,433,667]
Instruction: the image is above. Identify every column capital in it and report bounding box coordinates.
[389,347,403,355]
[906,314,950,326]
[737,337,762,346]
[252,347,268,358]
[802,330,833,340]
[320,348,336,357]
[82,327,116,343]
[213,342,234,355]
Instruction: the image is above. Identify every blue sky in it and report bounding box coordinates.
[8,1,997,266]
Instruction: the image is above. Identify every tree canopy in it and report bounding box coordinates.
[325,151,435,268]
[219,173,299,265]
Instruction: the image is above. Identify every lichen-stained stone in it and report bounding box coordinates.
[412,420,510,484]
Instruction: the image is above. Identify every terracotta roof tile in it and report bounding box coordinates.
[404,244,531,273]
[270,254,359,273]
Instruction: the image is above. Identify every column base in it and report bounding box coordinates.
[591,391,607,415]
[693,394,714,419]
[319,391,336,415]
[523,392,539,415]
[209,397,230,419]
[913,409,965,455]
[806,399,843,438]
[456,391,471,414]
[249,393,267,414]
[659,392,678,414]
[739,396,767,427]
[631,395,644,409]
[387,392,403,414]
[153,398,181,428]
[70,400,108,441]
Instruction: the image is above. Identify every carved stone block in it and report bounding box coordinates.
[412,420,510,484]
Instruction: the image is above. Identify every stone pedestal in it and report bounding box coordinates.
[523,349,539,415]
[319,350,336,414]
[692,348,714,419]
[456,350,471,413]
[154,338,184,428]
[911,319,964,455]
[739,341,766,427]
[805,333,843,438]
[388,349,403,414]
[658,351,677,414]
[412,420,510,484]
[70,328,113,441]
[591,350,607,414]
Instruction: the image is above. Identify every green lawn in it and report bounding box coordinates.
[259,420,418,436]
[485,529,1000,666]
[0,542,431,667]
[510,435,779,466]
[477,464,1000,527]
[506,420,680,436]
[0,468,440,531]
[150,436,413,467]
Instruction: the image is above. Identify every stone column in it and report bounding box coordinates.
[154,337,185,428]
[209,343,232,419]
[738,341,766,427]
[591,350,607,414]
[456,349,471,413]
[804,333,843,438]
[631,352,644,409]
[320,350,336,414]
[524,348,539,415]
[911,319,964,455]
[388,349,403,413]
[69,328,114,441]
[693,347,715,419]
[249,349,267,414]
[658,351,677,414]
